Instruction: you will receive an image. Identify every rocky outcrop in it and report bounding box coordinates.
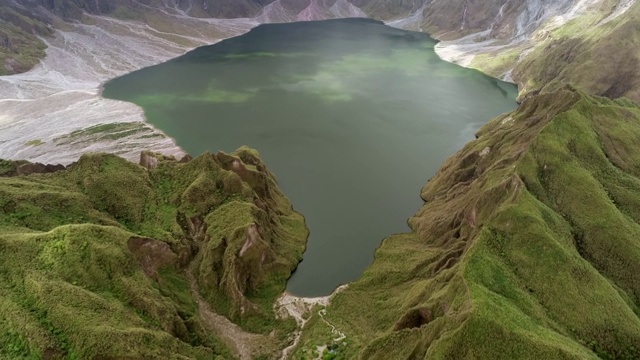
[132,149,308,327]
[0,159,66,176]
[153,149,307,325]
[16,162,66,175]
[128,236,179,278]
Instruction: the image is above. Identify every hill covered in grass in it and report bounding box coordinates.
[0,148,307,359]
[293,89,640,359]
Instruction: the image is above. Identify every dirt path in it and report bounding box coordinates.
[318,308,345,342]
[310,309,347,360]
[187,259,264,360]
[185,250,348,360]
[276,285,348,360]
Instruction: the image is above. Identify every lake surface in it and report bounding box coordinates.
[103,18,518,297]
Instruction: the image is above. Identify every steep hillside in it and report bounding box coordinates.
[361,0,640,102]
[293,89,640,359]
[0,149,307,359]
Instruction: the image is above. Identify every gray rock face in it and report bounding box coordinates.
[4,0,629,45]
[361,0,576,39]
[0,0,572,31]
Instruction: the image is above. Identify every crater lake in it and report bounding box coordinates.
[102,18,518,297]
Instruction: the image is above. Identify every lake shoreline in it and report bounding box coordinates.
[102,18,518,297]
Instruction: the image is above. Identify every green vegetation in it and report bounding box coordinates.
[0,6,51,75]
[293,89,640,359]
[0,149,307,359]
[470,48,521,79]
[0,159,16,176]
[24,139,44,146]
[3,2,640,359]
[110,5,141,21]
[54,122,163,145]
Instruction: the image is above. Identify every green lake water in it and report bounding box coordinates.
[103,18,518,297]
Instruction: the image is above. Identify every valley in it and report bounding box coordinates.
[1,0,640,359]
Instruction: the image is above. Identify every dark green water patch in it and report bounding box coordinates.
[103,18,518,297]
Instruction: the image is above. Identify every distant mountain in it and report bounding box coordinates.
[1,0,639,102]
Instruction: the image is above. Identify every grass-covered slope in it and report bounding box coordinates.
[0,148,307,359]
[293,89,640,359]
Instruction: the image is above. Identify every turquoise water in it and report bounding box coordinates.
[103,18,518,296]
